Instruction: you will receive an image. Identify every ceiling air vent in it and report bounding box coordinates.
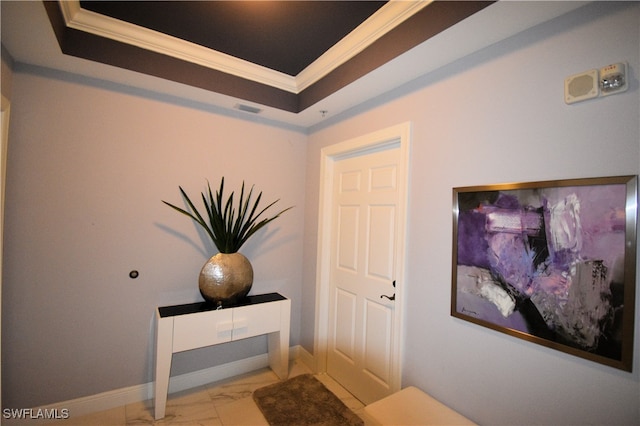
[234,103,262,114]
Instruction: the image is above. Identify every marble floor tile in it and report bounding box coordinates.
[204,359,313,409]
[48,360,364,426]
[126,386,220,426]
[286,359,314,378]
[214,396,269,426]
[52,406,126,426]
[206,368,280,408]
[354,408,382,426]
[315,373,365,412]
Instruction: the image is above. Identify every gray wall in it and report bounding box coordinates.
[2,66,307,408]
[301,2,640,425]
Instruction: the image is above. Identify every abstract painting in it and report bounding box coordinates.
[451,176,636,371]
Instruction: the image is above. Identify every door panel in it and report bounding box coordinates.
[338,205,359,271]
[363,298,392,382]
[367,205,395,280]
[334,289,357,360]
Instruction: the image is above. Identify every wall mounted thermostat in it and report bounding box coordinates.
[600,62,628,96]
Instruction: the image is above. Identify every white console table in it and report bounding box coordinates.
[154,293,291,419]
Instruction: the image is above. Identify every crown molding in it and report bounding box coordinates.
[296,0,431,91]
[59,0,297,92]
[58,0,428,94]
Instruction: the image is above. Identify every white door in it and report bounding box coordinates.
[315,123,410,405]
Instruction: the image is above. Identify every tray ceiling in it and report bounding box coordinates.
[2,1,590,128]
[79,1,388,77]
[44,1,492,113]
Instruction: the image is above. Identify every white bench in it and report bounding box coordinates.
[364,386,476,425]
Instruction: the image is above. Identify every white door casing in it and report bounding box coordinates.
[314,122,411,404]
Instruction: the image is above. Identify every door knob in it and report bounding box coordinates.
[380,280,396,301]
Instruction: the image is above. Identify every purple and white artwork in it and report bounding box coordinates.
[452,177,636,370]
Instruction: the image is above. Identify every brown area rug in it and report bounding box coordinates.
[253,374,364,426]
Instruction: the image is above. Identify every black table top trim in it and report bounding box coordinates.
[158,292,286,318]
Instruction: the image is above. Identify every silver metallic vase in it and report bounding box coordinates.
[199,252,253,307]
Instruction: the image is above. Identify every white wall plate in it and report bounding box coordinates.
[565,69,598,104]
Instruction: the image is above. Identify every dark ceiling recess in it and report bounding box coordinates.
[46,1,495,113]
[79,1,387,76]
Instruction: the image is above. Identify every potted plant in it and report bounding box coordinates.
[163,177,291,306]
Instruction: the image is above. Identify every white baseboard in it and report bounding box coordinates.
[295,344,316,372]
[3,346,313,425]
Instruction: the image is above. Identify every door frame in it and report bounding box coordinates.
[313,122,411,394]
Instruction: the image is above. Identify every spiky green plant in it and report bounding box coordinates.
[163,177,292,253]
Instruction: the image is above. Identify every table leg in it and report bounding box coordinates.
[154,313,173,419]
[268,299,290,379]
